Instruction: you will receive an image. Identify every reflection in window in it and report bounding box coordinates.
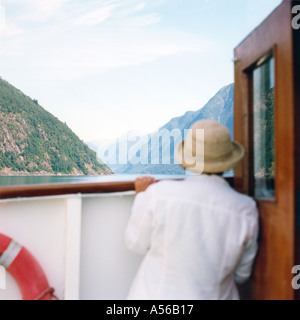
[253,56,275,199]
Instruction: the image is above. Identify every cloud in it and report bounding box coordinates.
[31,0,70,17]
[73,4,119,26]
[123,13,161,27]
[134,2,146,12]
[1,0,217,80]
[4,0,70,20]
[26,29,217,80]
[2,0,161,30]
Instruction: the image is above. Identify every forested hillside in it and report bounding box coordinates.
[0,78,112,175]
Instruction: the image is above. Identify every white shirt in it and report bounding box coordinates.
[125,174,259,300]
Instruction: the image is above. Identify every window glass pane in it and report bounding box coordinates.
[253,56,275,199]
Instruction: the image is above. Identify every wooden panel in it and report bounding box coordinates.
[293,0,300,300]
[0,181,136,199]
[234,1,295,299]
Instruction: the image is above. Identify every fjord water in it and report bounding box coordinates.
[0,171,233,187]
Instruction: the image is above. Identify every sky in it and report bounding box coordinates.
[0,0,282,142]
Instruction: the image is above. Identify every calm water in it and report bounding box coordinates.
[0,174,188,187]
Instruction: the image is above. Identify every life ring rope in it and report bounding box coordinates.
[35,287,59,301]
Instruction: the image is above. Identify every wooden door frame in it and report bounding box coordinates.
[234,1,295,299]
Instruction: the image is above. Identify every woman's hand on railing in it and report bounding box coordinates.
[134,177,156,194]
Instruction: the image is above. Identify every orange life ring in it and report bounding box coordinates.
[0,233,55,300]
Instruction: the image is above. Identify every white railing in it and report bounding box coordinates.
[0,191,143,300]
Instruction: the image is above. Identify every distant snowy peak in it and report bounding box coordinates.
[88,83,234,175]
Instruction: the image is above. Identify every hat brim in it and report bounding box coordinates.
[175,140,245,174]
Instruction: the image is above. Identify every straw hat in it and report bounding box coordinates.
[175,120,245,174]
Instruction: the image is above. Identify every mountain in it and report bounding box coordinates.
[88,83,234,175]
[160,83,234,137]
[87,131,150,173]
[0,78,112,176]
